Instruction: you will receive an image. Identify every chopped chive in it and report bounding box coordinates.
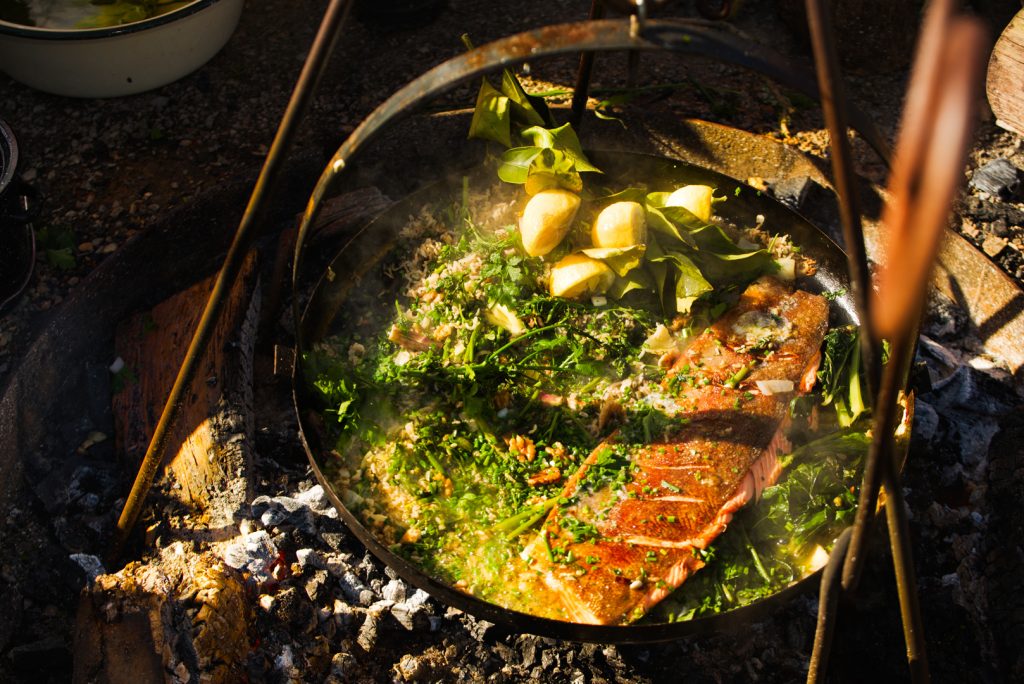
[541,530,554,563]
[723,362,753,389]
[749,543,771,583]
[661,480,681,493]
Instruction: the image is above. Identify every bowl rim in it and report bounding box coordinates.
[0,118,16,197]
[0,0,227,40]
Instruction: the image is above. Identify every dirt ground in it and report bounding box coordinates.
[2,1,1023,682]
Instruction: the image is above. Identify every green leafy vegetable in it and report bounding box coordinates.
[468,79,512,148]
[817,325,866,426]
[580,245,646,277]
[520,124,601,174]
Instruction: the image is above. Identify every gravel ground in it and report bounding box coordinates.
[2,1,1024,682]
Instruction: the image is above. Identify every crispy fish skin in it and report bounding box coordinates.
[528,277,829,625]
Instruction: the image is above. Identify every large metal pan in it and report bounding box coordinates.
[293,148,859,642]
[290,17,868,643]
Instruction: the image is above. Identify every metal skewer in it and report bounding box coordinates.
[108,0,354,563]
[570,0,607,130]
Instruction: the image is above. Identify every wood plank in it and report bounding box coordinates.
[987,9,1024,138]
[73,550,250,684]
[112,251,259,523]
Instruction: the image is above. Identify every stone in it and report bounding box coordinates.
[357,612,380,651]
[970,159,1022,200]
[330,651,356,678]
[296,547,318,568]
[397,654,427,681]
[304,569,329,601]
[271,587,318,634]
[337,570,374,605]
[381,578,407,603]
[986,218,1011,238]
[983,234,1009,258]
[250,485,337,536]
[69,553,104,581]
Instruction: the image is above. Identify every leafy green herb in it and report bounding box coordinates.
[823,287,847,302]
[723,361,754,389]
[579,444,633,494]
[492,498,558,540]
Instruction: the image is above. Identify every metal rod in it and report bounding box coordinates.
[108,0,353,564]
[876,334,929,682]
[569,0,606,130]
[803,0,880,394]
[839,0,950,578]
[626,45,641,89]
[807,527,853,683]
[627,0,646,89]
[803,0,885,597]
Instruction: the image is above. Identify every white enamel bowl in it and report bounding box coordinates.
[0,0,243,98]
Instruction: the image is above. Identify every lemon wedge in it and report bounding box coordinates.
[519,189,581,257]
[665,184,715,223]
[549,253,615,298]
[592,201,646,248]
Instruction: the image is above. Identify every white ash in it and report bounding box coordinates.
[249,484,338,535]
[220,530,279,585]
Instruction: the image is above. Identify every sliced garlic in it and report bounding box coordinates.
[775,256,796,282]
[754,379,795,395]
[665,184,715,222]
[807,544,830,572]
[592,201,647,248]
[519,188,581,257]
[549,253,615,298]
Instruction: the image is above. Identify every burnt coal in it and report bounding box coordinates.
[961,195,1024,227]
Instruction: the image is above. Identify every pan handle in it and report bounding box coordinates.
[291,17,891,350]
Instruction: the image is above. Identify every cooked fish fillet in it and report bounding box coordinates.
[526,277,829,625]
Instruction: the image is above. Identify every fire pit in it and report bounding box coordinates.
[0,2,1022,682]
